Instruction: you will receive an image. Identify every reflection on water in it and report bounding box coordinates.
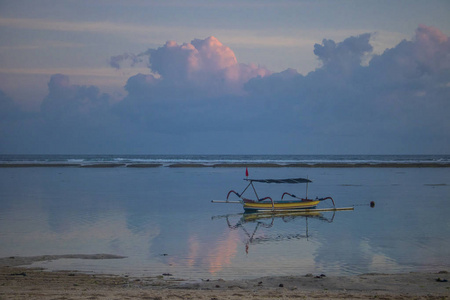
[215,211,334,254]
[0,167,449,279]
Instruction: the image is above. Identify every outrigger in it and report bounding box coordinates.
[212,176,353,212]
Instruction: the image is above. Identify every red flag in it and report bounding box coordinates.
[245,167,249,177]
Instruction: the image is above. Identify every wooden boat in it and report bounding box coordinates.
[242,198,321,211]
[212,176,340,212]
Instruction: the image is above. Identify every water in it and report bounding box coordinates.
[0,155,449,280]
[1,154,449,166]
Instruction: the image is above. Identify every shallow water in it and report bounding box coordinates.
[0,166,449,279]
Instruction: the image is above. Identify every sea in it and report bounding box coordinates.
[1,154,449,167]
[0,154,449,280]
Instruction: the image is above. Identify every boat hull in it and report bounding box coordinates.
[243,200,320,211]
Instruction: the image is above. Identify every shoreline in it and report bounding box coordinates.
[1,162,450,168]
[1,255,449,299]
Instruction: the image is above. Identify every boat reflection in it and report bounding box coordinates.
[212,211,335,254]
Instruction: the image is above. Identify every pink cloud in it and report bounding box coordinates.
[147,36,271,95]
[415,24,448,45]
[413,24,450,73]
[191,36,238,72]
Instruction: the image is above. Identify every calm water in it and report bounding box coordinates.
[0,163,449,279]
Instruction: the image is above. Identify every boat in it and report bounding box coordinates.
[212,176,347,212]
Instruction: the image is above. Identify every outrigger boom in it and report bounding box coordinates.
[212,177,349,212]
[210,201,354,213]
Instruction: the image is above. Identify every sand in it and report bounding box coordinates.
[1,255,448,299]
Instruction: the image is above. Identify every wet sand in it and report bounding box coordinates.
[1,255,448,299]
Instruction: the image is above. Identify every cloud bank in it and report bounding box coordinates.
[1,26,449,154]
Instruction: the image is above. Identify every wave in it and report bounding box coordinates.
[0,154,449,168]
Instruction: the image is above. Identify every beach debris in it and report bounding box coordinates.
[10,272,27,276]
[162,273,173,276]
[315,274,326,279]
[436,277,448,282]
[278,283,284,287]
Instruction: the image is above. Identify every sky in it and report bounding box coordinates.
[0,0,449,155]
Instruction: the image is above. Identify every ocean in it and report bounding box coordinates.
[1,154,449,167]
[0,154,449,280]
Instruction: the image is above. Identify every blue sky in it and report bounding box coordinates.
[0,0,449,154]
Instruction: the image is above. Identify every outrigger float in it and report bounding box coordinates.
[212,176,354,213]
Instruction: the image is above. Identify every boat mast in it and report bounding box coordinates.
[250,181,260,201]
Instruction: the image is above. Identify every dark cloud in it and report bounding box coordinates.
[109,53,144,69]
[28,74,117,153]
[368,25,450,88]
[41,74,110,120]
[314,33,373,73]
[243,25,449,153]
[1,27,449,154]
[0,90,21,119]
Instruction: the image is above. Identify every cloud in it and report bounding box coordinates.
[369,25,450,83]
[0,17,363,51]
[18,74,119,153]
[116,36,271,97]
[109,36,274,142]
[1,27,449,154]
[0,17,170,37]
[244,25,450,153]
[0,90,19,119]
[314,33,373,72]
[109,53,143,70]
[41,74,110,119]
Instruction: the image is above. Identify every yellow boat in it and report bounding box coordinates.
[217,177,336,212]
[242,198,320,211]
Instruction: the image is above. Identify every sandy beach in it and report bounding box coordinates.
[1,255,449,299]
